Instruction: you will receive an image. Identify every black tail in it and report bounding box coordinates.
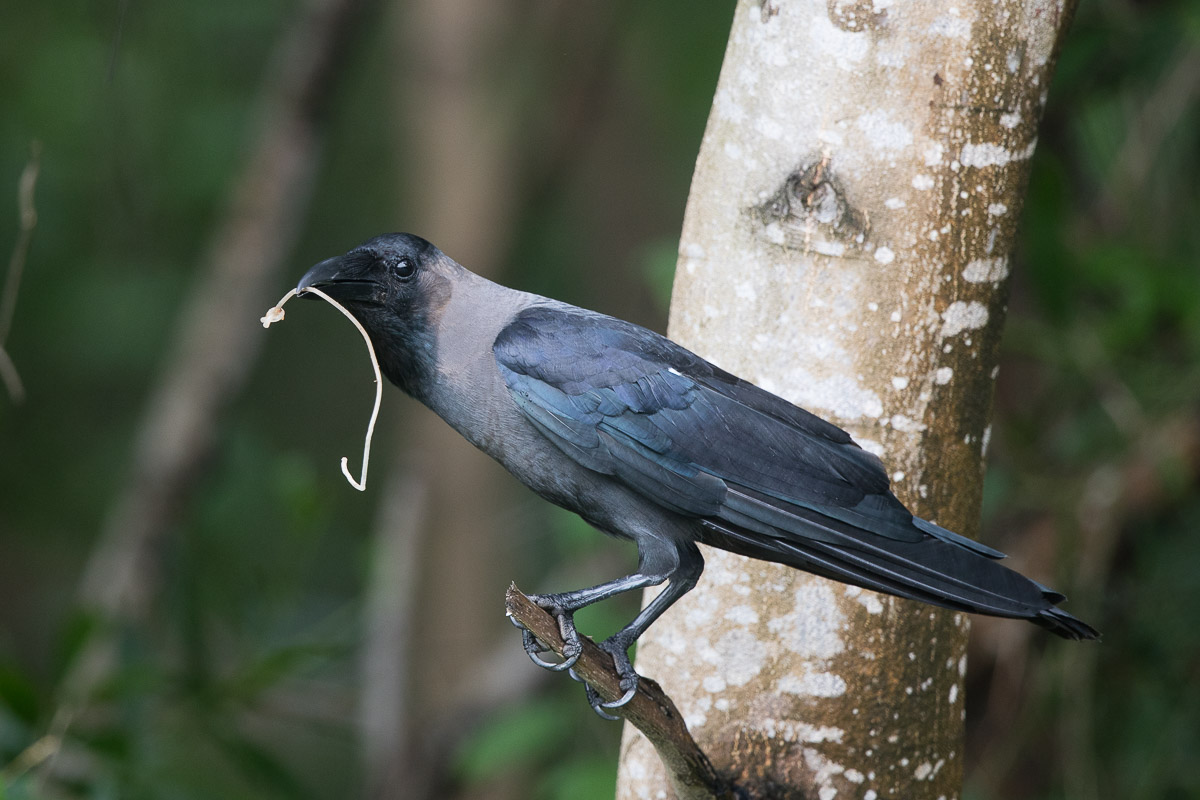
[700,509,1100,641]
[1033,606,1100,640]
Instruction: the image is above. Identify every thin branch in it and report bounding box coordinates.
[0,348,22,404]
[0,141,41,403]
[505,585,743,800]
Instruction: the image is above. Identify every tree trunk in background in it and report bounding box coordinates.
[617,1,1076,797]
[359,2,523,798]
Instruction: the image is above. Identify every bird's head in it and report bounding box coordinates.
[298,232,450,398]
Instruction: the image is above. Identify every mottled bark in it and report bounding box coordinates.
[616,1,1076,798]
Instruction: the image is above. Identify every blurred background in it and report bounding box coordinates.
[1,0,1198,798]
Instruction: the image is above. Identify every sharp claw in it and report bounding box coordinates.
[550,648,581,672]
[516,603,584,672]
[584,684,622,721]
[521,630,562,669]
[600,676,639,709]
[594,636,640,710]
[512,595,642,719]
[521,628,581,671]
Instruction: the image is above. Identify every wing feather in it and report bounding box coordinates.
[493,304,1096,637]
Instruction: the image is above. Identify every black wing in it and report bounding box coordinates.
[494,305,1096,639]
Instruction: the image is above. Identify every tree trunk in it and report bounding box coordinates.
[616,1,1076,797]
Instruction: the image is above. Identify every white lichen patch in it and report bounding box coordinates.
[756,115,785,140]
[912,173,935,190]
[783,371,884,421]
[935,367,954,385]
[856,437,885,457]
[891,376,909,390]
[929,13,970,39]
[856,110,914,151]
[768,582,846,659]
[803,747,848,800]
[853,588,884,614]
[940,300,989,337]
[963,257,1010,283]
[987,202,1009,216]
[874,246,896,264]
[1019,0,1064,66]
[724,604,760,625]
[923,141,945,167]
[1007,48,1023,73]
[809,15,870,68]
[949,683,959,703]
[960,139,1037,168]
[711,628,767,686]
[777,670,848,698]
[884,196,905,209]
[684,693,713,729]
[890,413,927,433]
[757,718,845,744]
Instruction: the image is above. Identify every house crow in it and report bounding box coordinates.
[296,233,1099,717]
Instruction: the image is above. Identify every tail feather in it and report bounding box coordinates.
[700,510,1100,641]
[1034,606,1100,641]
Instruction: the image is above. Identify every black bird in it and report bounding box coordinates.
[297,233,1098,716]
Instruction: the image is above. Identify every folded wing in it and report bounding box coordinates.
[494,305,1097,640]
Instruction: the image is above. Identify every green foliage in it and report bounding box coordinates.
[454,695,618,800]
[454,698,575,783]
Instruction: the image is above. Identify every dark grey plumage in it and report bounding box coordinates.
[297,233,1098,713]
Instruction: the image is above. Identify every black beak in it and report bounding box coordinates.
[297,256,380,303]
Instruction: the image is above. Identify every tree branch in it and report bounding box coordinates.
[504,585,742,800]
[0,141,41,403]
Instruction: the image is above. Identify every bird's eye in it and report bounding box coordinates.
[392,257,416,280]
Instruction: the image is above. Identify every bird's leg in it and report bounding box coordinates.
[519,541,704,719]
[513,573,661,673]
[589,549,703,713]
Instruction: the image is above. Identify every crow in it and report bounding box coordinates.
[296,232,1098,716]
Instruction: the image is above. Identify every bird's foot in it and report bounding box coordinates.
[510,593,642,720]
[572,638,639,720]
[511,593,583,672]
